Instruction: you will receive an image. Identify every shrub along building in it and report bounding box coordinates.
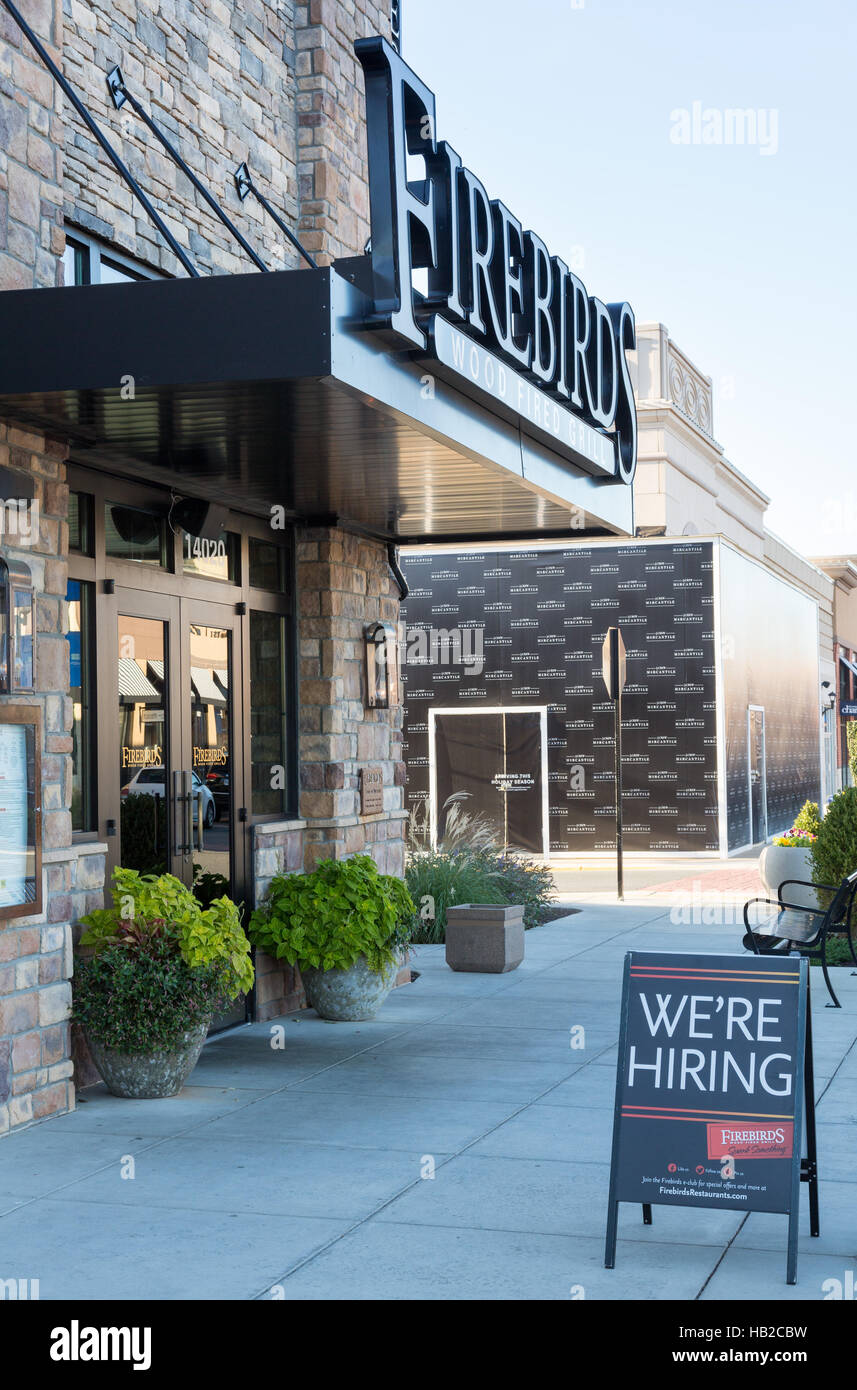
[400,325,837,858]
[0,3,642,1130]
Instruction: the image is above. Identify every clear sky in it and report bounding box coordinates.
[404,0,856,560]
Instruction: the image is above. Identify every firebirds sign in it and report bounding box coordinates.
[605,952,818,1285]
[355,37,637,487]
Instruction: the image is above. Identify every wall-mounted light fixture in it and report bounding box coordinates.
[364,621,398,710]
[0,556,34,694]
[168,494,228,542]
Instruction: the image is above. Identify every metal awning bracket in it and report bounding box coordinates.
[106,65,127,110]
[232,162,318,271]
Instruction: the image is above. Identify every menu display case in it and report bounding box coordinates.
[0,706,41,921]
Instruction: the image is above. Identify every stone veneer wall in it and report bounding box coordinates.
[60,0,393,276]
[0,0,65,289]
[251,526,409,1020]
[3,0,394,286]
[0,426,95,1133]
[62,0,301,277]
[1,1,79,1131]
[297,526,407,872]
[0,1,405,1119]
[252,819,306,1022]
[295,0,392,263]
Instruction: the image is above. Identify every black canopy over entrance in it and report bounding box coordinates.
[0,261,633,542]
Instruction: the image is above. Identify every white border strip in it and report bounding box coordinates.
[428,706,549,858]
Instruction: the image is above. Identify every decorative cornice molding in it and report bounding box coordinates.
[665,340,716,442]
[811,558,857,593]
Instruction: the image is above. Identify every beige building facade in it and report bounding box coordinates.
[631,322,837,806]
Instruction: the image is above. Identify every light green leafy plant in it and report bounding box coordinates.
[793,801,822,837]
[80,867,253,1001]
[248,856,414,973]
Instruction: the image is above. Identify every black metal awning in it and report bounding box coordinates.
[0,261,633,542]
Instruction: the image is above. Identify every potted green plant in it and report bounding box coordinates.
[248,856,414,1022]
[74,868,254,1099]
[760,802,822,909]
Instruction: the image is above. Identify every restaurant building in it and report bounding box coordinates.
[0,1,641,1129]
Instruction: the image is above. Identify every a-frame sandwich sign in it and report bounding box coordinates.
[605,952,818,1285]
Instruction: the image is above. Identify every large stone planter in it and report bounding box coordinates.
[445,904,525,973]
[85,1018,210,1099]
[301,954,399,1022]
[759,845,820,910]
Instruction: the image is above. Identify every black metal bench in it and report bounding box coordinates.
[742,870,857,1008]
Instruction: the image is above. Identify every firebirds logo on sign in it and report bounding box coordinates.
[706,1122,794,1161]
[355,37,637,486]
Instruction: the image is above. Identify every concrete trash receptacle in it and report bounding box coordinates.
[445,904,525,973]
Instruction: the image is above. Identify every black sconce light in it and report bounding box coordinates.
[169,495,229,543]
[821,680,837,712]
[0,556,35,694]
[364,621,398,710]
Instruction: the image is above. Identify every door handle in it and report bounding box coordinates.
[196,788,204,853]
[183,771,193,856]
[172,771,183,856]
[173,771,193,856]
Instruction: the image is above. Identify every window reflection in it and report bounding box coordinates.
[250,611,289,816]
[99,258,144,285]
[249,538,288,594]
[190,625,231,890]
[183,532,237,583]
[118,617,168,875]
[105,503,169,568]
[66,579,95,833]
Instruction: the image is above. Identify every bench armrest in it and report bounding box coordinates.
[777,879,834,903]
[744,897,826,931]
[744,897,789,931]
[744,897,772,928]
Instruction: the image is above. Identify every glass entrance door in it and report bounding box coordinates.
[182,602,248,1030]
[104,589,251,1028]
[184,618,234,899]
[110,591,180,881]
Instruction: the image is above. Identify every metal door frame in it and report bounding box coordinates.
[68,466,297,1032]
[180,595,248,910]
[428,706,550,857]
[746,704,768,845]
[100,586,182,885]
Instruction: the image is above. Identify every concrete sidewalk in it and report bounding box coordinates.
[1,904,855,1301]
[551,852,764,906]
